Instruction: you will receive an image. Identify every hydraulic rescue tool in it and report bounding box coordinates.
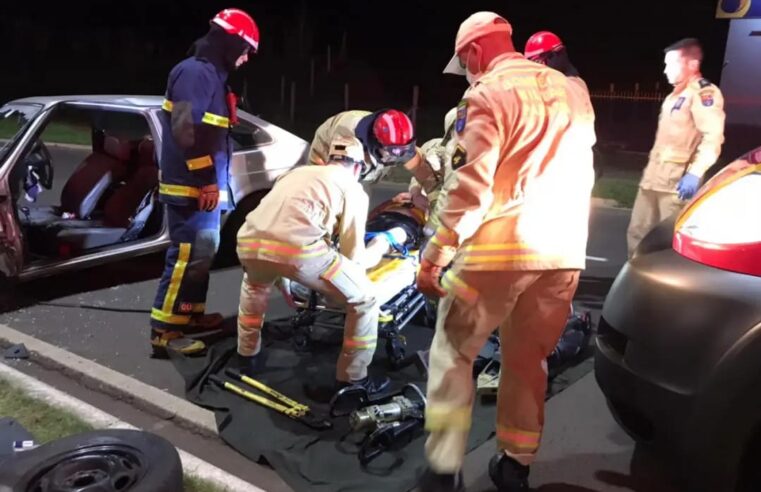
[347,383,426,465]
[210,369,332,430]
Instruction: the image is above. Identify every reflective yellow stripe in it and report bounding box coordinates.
[237,238,330,259]
[238,314,265,327]
[186,155,213,171]
[163,99,229,128]
[202,112,230,128]
[433,226,457,246]
[379,313,394,323]
[159,183,200,198]
[344,334,376,349]
[496,425,541,452]
[322,256,342,280]
[150,308,191,325]
[162,243,192,315]
[441,270,479,303]
[425,406,472,431]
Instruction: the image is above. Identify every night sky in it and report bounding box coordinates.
[0,0,731,140]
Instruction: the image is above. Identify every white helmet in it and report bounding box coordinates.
[328,136,365,166]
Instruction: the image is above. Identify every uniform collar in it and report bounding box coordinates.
[672,73,702,95]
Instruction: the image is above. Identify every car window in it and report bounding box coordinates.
[0,103,44,162]
[230,119,273,151]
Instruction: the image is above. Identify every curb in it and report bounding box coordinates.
[0,324,218,438]
[0,360,264,492]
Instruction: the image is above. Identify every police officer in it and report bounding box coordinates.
[235,137,390,394]
[416,12,596,492]
[626,38,725,257]
[150,8,259,357]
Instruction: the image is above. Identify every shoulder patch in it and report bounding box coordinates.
[698,78,711,88]
[451,144,467,170]
[455,100,467,134]
[700,90,715,107]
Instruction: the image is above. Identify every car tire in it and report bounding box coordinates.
[215,190,268,268]
[0,429,183,492]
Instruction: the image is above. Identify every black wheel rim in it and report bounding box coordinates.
[27,444,144,492]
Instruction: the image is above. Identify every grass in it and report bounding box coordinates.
[0,119,91,146]
[592,176,639,208]
[382,163,640,208]
[0,377,229,492]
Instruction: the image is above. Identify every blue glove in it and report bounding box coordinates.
[676,173,700,200]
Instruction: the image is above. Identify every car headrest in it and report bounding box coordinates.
[136,138,156,167]
[102,136,132,162]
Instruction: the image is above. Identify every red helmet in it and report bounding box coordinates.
[212,8,260,52]
[525,31,564,61]
[371,110,416,166]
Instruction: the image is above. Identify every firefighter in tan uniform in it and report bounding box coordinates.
[627,38,725,257]
[309,109,421,180]
[235,137,390,395]
[415,12,596,492]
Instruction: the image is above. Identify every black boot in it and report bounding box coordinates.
[417,467,465,492]
[488,453,529,491]
[232,351,267,376]
[337,374,391,397]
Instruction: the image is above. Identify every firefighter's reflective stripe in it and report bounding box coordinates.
[160,183,200,198]
[150,308,192,325]
[237,238,330,259]
[186,155,213,171]
[162,99,230,128]
[459,243,562,266]
[201,112,230,128]
[343,334,377,350]
[322,256,342,280]
[192,303,205,313]
[150,243,192,325]
[238,314,265,328]
[431,226,458,248]
[440,270,479,303]
[425,405,472,431]
[496,425,541,452]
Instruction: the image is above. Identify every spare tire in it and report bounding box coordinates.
[0,429,183,492]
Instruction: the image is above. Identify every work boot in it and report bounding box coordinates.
[186,312,224,333]
[338,374,391,397]
[150,329,206,358]
[417,467,465,492]
[488,453,529,491]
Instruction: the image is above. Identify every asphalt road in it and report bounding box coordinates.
[0,147,658,491]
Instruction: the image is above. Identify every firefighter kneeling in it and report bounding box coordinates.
[234,137,391,396]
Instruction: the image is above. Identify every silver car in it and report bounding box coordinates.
[0,95,308,285]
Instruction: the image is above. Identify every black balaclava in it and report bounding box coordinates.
[187,24,250,73]
[541,48,579,77]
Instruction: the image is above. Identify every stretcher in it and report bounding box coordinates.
[268,200,431,368]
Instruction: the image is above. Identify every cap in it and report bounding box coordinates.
[443,11,513,75]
